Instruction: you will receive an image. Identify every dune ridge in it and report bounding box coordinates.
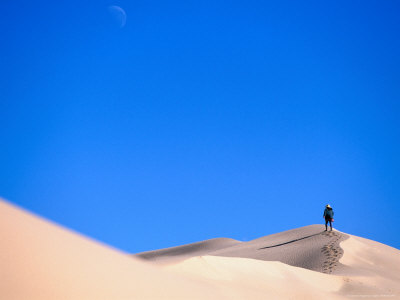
[136,225,349,274]
[136,237,241,263]
[1,198,400,299]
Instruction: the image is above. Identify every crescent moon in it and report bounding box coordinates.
[108,5,127,28]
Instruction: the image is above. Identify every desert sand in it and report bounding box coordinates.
[1,198,399,299]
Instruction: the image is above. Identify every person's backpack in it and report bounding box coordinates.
[325,208,334,219]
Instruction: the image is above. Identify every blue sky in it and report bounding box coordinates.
[1,0,399,252]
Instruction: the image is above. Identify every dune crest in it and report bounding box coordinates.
[136,237,242,264]
[137,225,349,274]
[1,199,399,299]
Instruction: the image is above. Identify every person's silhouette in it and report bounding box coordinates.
[323,204,334,231]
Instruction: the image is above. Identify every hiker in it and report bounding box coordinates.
[323,204,334,231]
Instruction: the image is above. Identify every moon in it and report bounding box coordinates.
[108,5,127,28]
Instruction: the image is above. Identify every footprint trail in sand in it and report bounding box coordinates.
[321,231,346,274]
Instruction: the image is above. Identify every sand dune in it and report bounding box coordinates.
[1,198,400,299]
[0,199,227,300]
[136,237,241,264]
[136,225,348,274]
[337,234,400,297]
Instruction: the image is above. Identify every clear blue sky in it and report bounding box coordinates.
[1,0,399,252]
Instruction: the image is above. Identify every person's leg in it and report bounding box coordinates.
[325,218,328,231]
[329,220,332,231]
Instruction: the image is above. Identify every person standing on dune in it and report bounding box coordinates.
[323,204,334,231]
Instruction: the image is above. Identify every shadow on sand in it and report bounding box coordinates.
[258,231,326,250]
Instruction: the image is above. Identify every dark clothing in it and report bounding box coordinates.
[323,207,334,231]
[325,218,333,231]
[323,208,334,219]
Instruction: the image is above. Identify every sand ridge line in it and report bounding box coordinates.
[257,231,325,250]
[321,231,346,274]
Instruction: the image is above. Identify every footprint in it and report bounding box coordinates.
[320,232,346,274]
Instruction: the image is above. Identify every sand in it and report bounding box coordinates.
[137,225,348,274]
[1,198,400,299]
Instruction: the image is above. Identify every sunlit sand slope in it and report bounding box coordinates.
[1,199,399,299]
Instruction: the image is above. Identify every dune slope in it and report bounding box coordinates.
[136,237,241,263]
[136,225,349,274]
[0,199,229,300]
[2,199,400,299]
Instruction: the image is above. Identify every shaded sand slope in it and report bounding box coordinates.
[137,225,349,274]
[138,226,400,298]
[140,226,400,298]
[136,237,241,263]
[0,199,350,300]
[0,199,346,299]
[211,225,348,274]
[2,198,400,299]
